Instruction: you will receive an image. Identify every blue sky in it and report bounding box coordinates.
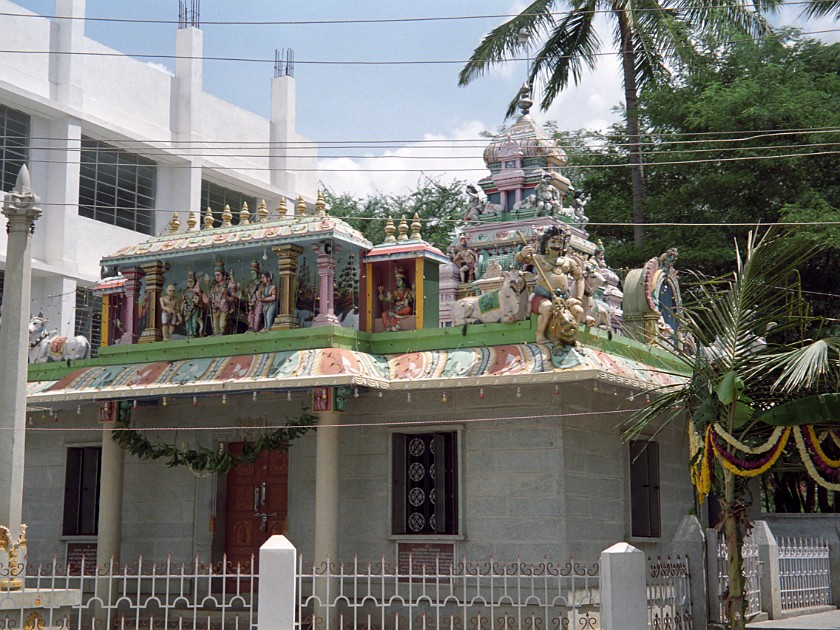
[11,1,839,198]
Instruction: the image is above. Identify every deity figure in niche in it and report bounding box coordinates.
[245,260,262,332]
[181,269,205,338]
[378,267,414,332]
[257,271,277,332]
[452,234,477,284]
[204,258,238,335]
[159,284,181,340]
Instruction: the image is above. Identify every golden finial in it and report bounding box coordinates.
[187,211,197,231]
[315,190,327,216]
[221,204,233,227]
[168,212,181,234]
[276,197,288,218]
[410,213,422,240]
[295,195,307,216]
[257,199,268,223]
[384,216,396,243]
[240,201,250,225]
[398,215,409,241]
[203,207,215,230]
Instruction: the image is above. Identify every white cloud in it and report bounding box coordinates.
[317,120,489,198]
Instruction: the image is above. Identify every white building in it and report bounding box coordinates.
[0,0,316,350]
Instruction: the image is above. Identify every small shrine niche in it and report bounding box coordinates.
[361,215,449,333]
[623,248,682,348]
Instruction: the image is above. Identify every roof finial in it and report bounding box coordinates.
[186,210,197,231]
[384,216,396,243]
[221,204,233,227]
[295,195,307,216]
[398,215,409,241]
[517,82,533,116]
[168,212,181,234]
[276,197,287,218]
[410,213,422,240]
[315,190,326,216]
[257,199,268,223]
[239,201,250,225]
[203,207,215,230]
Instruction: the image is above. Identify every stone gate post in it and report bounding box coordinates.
[600,542,646,630]
[258,536,297,630]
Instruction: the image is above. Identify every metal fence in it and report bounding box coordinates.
[297,555,601,630]
[777,536,832,611]
[714,531,762,622]
[647,555,693,630]
[0,556,256,630]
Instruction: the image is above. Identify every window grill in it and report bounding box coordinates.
[75,287,102,357]
[200,179,257,226]
[0,104,30,194]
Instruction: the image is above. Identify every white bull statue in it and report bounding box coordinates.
[28,316,90,363]
[452,269,528,327]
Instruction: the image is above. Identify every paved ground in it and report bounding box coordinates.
[747,609,840,629]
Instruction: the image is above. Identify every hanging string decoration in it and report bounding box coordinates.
[112,407,317,475]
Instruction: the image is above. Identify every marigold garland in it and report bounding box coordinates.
[793,427,840,492]
[805,426,840,468]
[713,423,786,455]
[710,426,791,478]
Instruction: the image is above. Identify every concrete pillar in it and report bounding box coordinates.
[40,118,81,275]
[119,267,145,344]
[270,75,296,194]
[0,167,42,540]
[96,407,124,569]
[171,26,204,216]
[671,515,708,630]
[139,260,167,343]
[258,536,297,630]
[312,242,339,327]
[753,520,782,619]
[600,542,647,630]
[313,410,340,627]
[50,0,85,107]
[271,244,303,329]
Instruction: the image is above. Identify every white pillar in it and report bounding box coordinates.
[599,542,647,630]
[258,535,297,630]
[51,0,86,107]
[753,520,782,619]
[270,75,297,194]
[671,515,708,630]
[172,26,204,217]
[96,414,124,569]
[313,411,340,564]
[0,167,42,539]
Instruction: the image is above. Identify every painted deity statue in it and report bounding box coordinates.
[464,184,483,221]
[515,226,585,344]
[245,260,262,332]
[379,267,414,332]
[534,174,561,217]
[452,234,477,284]
[159,284,181,340]
[204,260,238,335]
[181,270,205,338]
[256,271,277,332]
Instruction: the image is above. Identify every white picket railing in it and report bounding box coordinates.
[777,536,832,611]
[647,555,693,630]
[297,555,601,630]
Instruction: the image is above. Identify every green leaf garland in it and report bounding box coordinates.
[112,409,317,475]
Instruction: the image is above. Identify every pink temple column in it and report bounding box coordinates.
[119,267,145,344]
[312,241,339,326]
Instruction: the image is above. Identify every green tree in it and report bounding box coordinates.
[323,177,466,250]
[628,229,840,629]
[458,0,778,247]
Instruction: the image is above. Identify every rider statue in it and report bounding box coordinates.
[515,226,585,344]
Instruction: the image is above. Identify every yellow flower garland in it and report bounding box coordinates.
[793,426,840,492]
[806,426,840,467]
[711,426,791,478]
[714,423,785,455]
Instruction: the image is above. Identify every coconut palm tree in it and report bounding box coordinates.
[458,0,779,247]
[802,0,840,19]
[627,229,840,629]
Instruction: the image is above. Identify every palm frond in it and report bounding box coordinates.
[757,338,840,394]
[800,0,840,19]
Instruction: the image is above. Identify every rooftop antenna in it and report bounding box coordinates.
[178,0,200,29]
[274,48,295,78]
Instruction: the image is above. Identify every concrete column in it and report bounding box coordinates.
[270,75,296,193]
[139,260,167,343]
[258,536,297,630]
[0,167,42,540]
[753,520,782,619]
[119,267,145,344]
[600,542,647,630]
[313,410,340,565]
[96,409,124,568]
[271,244,303,329]
[671,515,708,630]
[312,242,339,327]
[171,26,204,216]
[50,0,86,107]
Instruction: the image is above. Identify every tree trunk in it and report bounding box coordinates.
[616,12,646,246]
[722,470,748,630]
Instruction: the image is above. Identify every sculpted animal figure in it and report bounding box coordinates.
[28,316,90,363]
[548,298,579,346]
[580,259,609,328]
[452,269,528,327]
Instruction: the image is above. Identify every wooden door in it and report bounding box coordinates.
[224,444,289,571]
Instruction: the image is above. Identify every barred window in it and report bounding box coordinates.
[629,440,661,538]
[392,432,458,536]
[62,447,101,536]
[74,287,102,358]
[0,104,30,194]
[79,137,156,234]
[201,180,257,225]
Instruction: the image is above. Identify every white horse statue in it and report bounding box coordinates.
[28,316,90,363]
[452,269,528,327]
[580,261,610,329]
